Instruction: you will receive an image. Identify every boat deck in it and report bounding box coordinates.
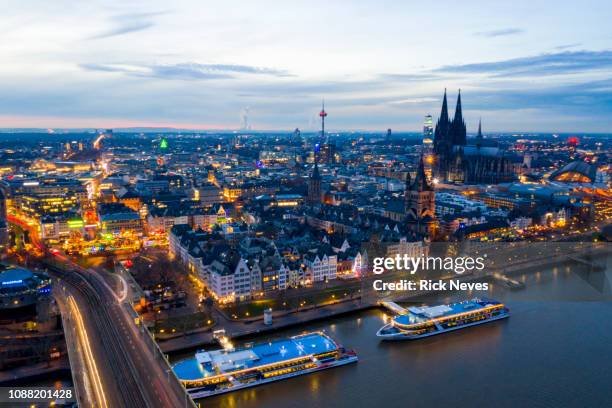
[174,332,338,381]
[394,299,502,326]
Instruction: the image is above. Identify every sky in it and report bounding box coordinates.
[0,0,611,133]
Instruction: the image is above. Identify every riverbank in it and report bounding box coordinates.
[159,298,371,353]
[159,244,610,354]
[158,270,490,353]
[198,258,612,408]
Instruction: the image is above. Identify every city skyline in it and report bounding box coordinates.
[1,3,611,408]
[0,1,611,132]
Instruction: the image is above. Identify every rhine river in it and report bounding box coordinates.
[173,255,612,408]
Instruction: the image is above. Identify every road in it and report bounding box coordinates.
[47,255,194,408]
[8,214,194,407]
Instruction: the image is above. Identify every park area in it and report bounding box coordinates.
[221,283,362,320]
[153,311,215,336]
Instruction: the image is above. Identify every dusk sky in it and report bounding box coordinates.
[1,0,611,132]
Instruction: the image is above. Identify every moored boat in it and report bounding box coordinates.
[377,298,509,340]
[173,331,358,399]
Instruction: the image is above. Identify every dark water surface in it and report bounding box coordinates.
[177,258,612,408]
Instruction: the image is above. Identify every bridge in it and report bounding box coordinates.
[8,213,196,406]
[48,256,196,407]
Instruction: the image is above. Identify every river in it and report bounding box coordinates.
[172,256,612,408]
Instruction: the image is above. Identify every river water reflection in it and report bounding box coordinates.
[175,257,612,408]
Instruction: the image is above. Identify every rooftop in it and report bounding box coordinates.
[0,268,34,286]
[395,299,503,325]
[173,332,338,380]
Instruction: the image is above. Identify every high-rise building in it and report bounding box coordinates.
[423,115,433,139]
[319,143,336,164]
[422,115,434,155]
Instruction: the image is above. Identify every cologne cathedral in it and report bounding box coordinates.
[433,90,516,184]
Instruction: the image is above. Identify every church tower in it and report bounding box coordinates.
[433,89,453,181]
[475,118,483,149]
[431,89,515,185]
[433,89,451,156]
[450,90,467,146]
[307,151,322,204]
[405,155,436,237]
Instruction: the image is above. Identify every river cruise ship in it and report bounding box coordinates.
[173,331,358,398]
[376,298,509,340]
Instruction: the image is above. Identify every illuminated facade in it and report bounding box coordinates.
[423,114,434,145]
[9,178,87,221]
[550,161,598,184]
[0,268,51,311]
[18,194,80,220]
[40,215,84,241]
[97,203,143,235]
[303,250,337,283]
[405,156,436,236]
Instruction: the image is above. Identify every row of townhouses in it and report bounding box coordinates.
[169,224,368,303]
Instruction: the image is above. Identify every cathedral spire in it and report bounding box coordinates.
[476,118,483,149]
[440,88,449,123]
[410,155,433,192]
[454,89,463,124]
[450,89,467,146]
[434,89,451,155]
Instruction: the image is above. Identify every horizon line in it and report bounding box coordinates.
[0,127,608,136]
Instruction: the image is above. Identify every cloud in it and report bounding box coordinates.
[89,21,153,39]
[79,62,290,80]
[387,97,439,105]
[377,73,439,82]
[474,28,524,38]
[89,11,168,40]
[555,43,582,50]
[435,50,612,77]
[0,72,610,132]
[448,79,612,113]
